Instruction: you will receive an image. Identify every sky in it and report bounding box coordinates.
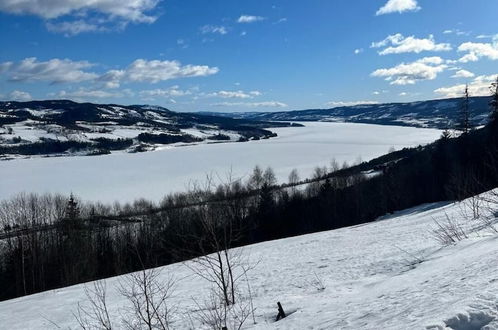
[0,0,497,112]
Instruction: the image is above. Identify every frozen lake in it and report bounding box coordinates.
[0,122,442,203]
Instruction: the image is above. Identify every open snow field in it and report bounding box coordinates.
[1,193,498,329]
[0,122,441,203]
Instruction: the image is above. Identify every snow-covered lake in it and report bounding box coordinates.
[0,122,442,203]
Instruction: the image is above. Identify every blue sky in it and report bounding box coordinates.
[0,0,497,112]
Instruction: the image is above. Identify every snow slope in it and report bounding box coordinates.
[0,122,441,203]
[1,194,498,329]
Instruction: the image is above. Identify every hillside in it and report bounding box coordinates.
[202,96,492,129]
[0,100,297,159]
[1,192,497,329]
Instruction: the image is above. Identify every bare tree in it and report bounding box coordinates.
[193,288,253,330]
[262,167,277,186]
[119,268,176,330]
[185,207,245,307]
[74,281,113,330]
[247,166,264,191]
[288,168,300,196]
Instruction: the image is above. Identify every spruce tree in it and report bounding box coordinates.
[457,84,472,134]
[490,76,498,122]
[65,194,80,223]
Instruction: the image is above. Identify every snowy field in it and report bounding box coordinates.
[1,193,498,329]
[0,122,441,203]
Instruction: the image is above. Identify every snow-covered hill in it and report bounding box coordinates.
[0,100,294,159]
[1,192,498,329]
[203,96,492,129]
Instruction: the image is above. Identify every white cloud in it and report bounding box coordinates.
[8,90,32,101]
[0,57,97,83]
[0,0,160,35]
[476,34,495,40]
[443,29,469,36]
[0,57,219,88]
[376,0,420,15]
[274,18,287,24]
[237,15,265,23]
[139,86,191,98]
[54,88,127,99]
[176,39,188,49]
[371,56,447,85]
[213,101,287,108]
[371,34,451,55]
[399,92,408,96]
[46,20,105,36]
[354,48,363,55]
[99,59,219,88]
[205,90,262,99]
[451,69,475,79]
[200,25,228,35]
[457,40,498,63]
[0,0,159,22]
[435,74,498,98]
[372,90,389,95]
[326,101,379,108]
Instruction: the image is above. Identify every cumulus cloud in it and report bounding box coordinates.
[237,15,265,23]
[0,57,219,88]
[213,101,287,108]
[371,34,452,55]
[0,57,97,83]
[0,0,159,22]
[326,101,380,108]
[354,48,363,55]
[8,90,32,101]
[376,0,420,15]
[451,69,475,79]
[435,74,498,98]
[0,0,160,34]
[457,39,498,63]
[99,59,219,88]
[200,25,228,35]
[371,56,447,85]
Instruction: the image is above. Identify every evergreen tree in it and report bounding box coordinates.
[64,194,80,223]
[490,76,498,122]
[66,194,80,220]
[457,84,472,134]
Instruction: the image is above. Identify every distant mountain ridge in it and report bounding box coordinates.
[0,100,296,159]
[201,96,493,129]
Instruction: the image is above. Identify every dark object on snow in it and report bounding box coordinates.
[276,301,286,321]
